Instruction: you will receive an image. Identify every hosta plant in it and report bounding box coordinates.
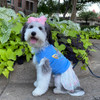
[0,11,32,78]
[0,7,17,21]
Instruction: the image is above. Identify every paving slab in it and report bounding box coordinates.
[0,75,100,100]
[90,50,100,64]
[9,61,36,83]
[90,39,100,44]
[0,76,8,96]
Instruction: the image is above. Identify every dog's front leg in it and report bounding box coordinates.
[32,58,52,96]
[33,55,38,87]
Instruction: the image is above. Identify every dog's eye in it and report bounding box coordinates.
[39,27,42,30]
[29,25,34,29]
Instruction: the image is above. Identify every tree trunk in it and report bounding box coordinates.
[57,0,60,13]
[85,18,88,24]
[63,0,71,19]
[70,0,77,22]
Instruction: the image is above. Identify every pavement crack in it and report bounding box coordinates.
[93,43,100,50]
[0,76,10,98]
[0,82,8,97]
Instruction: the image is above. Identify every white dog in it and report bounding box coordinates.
[21,16,85,96]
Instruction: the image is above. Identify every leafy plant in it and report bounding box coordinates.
[79,11,97,24]
[83,27,100,39]
[0,9,32,78]
[0,7,17,21]
[21,12,93,70]
[46,17,93,70]
[0,8,94,78]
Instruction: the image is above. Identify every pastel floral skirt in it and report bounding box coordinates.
[61,65,80,91]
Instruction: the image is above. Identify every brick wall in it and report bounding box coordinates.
[10,0,38,15]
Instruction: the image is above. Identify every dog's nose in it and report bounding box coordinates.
[31,32,36,36]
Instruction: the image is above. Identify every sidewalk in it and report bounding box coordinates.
[0,39,100,100]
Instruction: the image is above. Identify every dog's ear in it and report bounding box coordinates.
[21,23,28,41]
[45,23,54,45]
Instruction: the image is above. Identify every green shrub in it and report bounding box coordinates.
[0,8,94,78]
[81,25,100,30]
[83,27,100,39]
[0,9,32,78]
[46,18,93,70]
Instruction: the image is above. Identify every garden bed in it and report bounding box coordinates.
[0,7,99,79]
[9,39,100,83]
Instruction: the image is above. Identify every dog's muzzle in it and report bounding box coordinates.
[31,31,36,36]
[30,31,38,44]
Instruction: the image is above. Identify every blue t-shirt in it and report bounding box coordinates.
[35,45,71,75]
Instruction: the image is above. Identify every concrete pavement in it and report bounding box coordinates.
[0,39,100,100]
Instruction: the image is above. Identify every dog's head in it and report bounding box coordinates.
[21,16,53,48]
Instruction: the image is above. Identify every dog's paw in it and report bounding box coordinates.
[39,58,51,74]
[34,81,38,87]
[53,88,60,94]
[32,88,45,96]
[53,88,67,94]
[39,58,49,66]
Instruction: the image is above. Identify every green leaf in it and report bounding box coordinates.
[2,69,9,78]
[51,31,58,40]
[6,48,16,61]
[1,29,11,44]
[83,42,92,49]
[54,41,66,52]
[0,7,17,21]
[7,61,14,67]
[67,39,71,44]
[0,49,8,61]
[84,57,88,65]
[90,49,96,52]
[54,41,59,47]
[81,65,86,70]
[0,64,5,75]
[12,22,23,35]
[15,48,23,56]
[15,36,21,42]
[26,53,32,62]
[7,61,14,71]
[0,19,12,43]
[57,44,66,52]
[7,67,14,71]
[73,48,78,53]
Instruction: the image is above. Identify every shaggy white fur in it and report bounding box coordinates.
[21,20,85,97]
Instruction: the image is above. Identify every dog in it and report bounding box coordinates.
[21,16,85,96]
